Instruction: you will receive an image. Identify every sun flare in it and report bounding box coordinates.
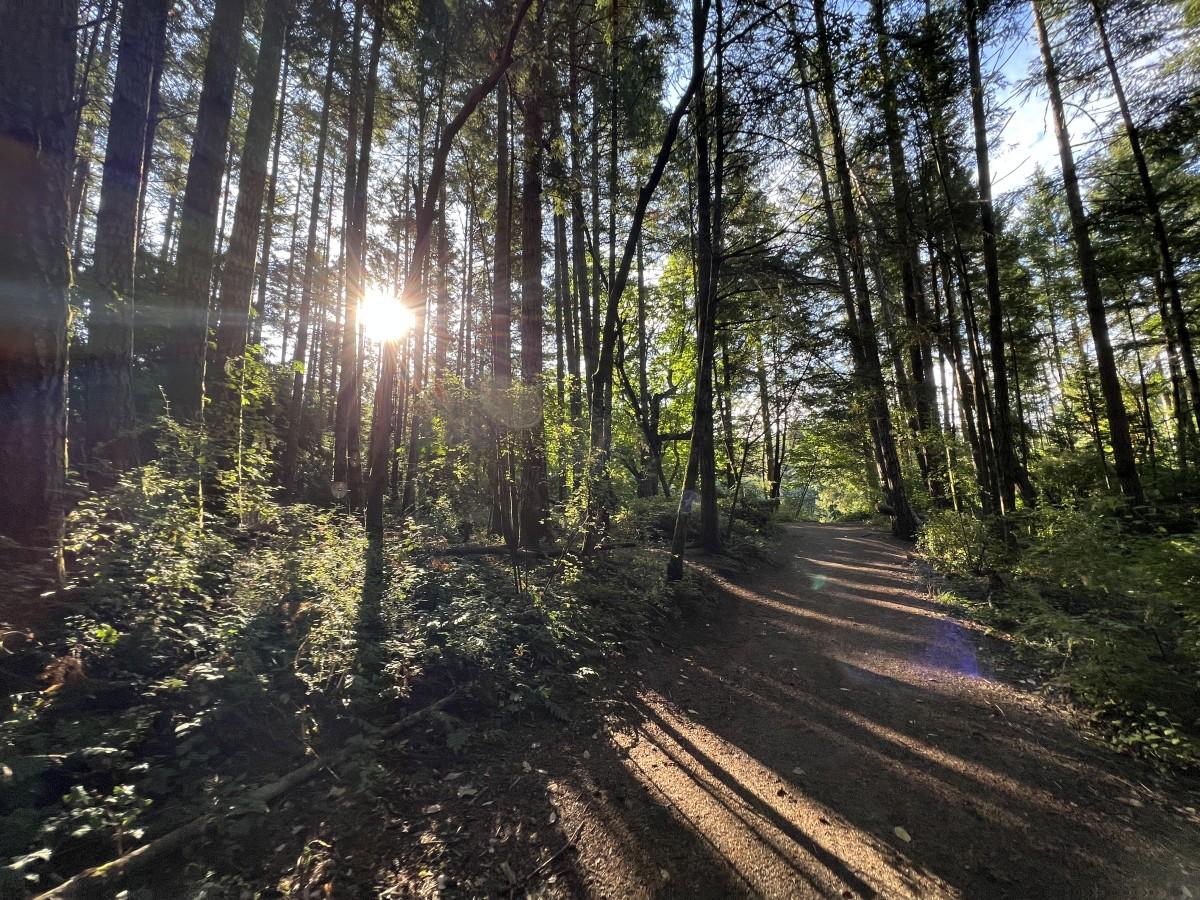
[359,284,415,342]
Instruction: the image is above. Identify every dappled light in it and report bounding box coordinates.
[3,0,1200,895]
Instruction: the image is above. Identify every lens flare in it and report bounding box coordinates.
[359,284,414,342]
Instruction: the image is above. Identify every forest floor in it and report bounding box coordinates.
[156,523,1200,899]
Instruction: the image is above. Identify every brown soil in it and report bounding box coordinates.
[168,522,1200,899]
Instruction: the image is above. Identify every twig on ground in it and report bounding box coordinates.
[32,691,458,900]
[519,813,588,886]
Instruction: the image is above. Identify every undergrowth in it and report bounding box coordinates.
[919,504,1200,771]
[0,459,714,895]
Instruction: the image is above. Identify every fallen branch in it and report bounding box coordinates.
[33,692,457,899]
[519,814,588,886]
[432,542,637,558]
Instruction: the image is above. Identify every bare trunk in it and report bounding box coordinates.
[1091,0,1200,442]
[167,0,248,419]
[365,0,534,535]
[872,0,943,504]
[1033,0,1142,504]
[966,0,1031,510]
[281,37,337,493]
[83,0,170,484]
[518,34,549,549]
[253,30,292,347]
[0,0,76,578]
[815,0,917,538]
[213,0,289,382]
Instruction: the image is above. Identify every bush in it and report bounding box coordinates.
[922,501,1200,770]
[917,509,997,577]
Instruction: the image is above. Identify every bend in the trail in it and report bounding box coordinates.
[543,522,1200,899]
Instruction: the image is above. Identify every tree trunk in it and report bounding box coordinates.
[281,35,337,494]
[365,0,534,535]
[1033,0,1142,504]
[518,32,549,549]
[797,42,897,512]
[213,0,289,384]
[332,0,365,501]
[966,0,1031,510]
[253,29,292,348]
[1156,271,1192,469]
[755,337,779,501]
[871,0,943,504]
[667,0,717,578]
[434,184,450,380]
[493,76,512,385]
[83,0,170,485]
[69,6,117,268]
[167,0,248,420]
[1090,0,1200,442]
[343,13,383,509]
[0,0,76,578]
[491,72,515,543]
[815,0,918,538]
[278,145,304,365]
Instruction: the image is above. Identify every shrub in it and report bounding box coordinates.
[917,509,996,577]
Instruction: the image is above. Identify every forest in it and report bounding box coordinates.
[1,0,1200,894]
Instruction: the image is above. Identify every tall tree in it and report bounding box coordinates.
[0,0,77,577]
[165,0,249,419]
[871,0,943,504]
[281,36,338,493]
[365,0,535,535]
[252,28,292,347]
[1033,0,1143,503]
[965,0,1031,511]
[1088,0,1200,442]
[213,0,291,384]
[82,0,171,485]
[815,0,919,537]
[518,4,549,548]
[334,0,369,504]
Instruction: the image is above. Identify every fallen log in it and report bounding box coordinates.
[431,542,637,558]
[32,692,457,900]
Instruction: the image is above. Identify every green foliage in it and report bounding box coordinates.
[3,424,715,888]
[921,503,1200,770]
[917,509,997,576]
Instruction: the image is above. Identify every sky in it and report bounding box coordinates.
[987,10,1121,197]
[990,27,1062,193]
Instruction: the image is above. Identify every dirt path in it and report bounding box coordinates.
[215,523,1200,899]
[533,522,1200,899]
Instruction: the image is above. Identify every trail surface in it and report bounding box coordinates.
[210,523,1200,899]
[538,522,1199,898]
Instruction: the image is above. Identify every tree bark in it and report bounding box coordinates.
[814,0,918,538]
[365,0,535,535]
[253,29,292,348]
[667,0,717,578]
[518,23,549,548]
[966,0,1032,510]
[493,76,512,385]
[82,0,170,485]
[166,0,248,420]
[213,0,290,383]
[0,0,76,578]
[333,0,367,504]
[1090,0,1200,443]
[871,0,943,504]
[281,35,338,494]
[1033,0,1142,504]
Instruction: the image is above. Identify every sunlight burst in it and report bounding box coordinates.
[359,284,415,342]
